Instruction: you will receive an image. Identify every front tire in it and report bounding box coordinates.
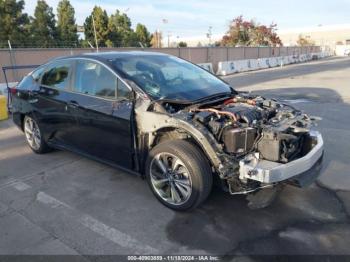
[145,140,213,211]
[23,115,51,154]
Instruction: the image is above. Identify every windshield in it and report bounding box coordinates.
[111,55,232,101]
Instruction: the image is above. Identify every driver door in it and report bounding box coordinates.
[68,59,134,169]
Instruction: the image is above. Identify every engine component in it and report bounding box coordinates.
[193,111,213,124]
[224,105,263,124]
[223,97,256,106]
[207,119,226,137]
[257,130,303,163]
[188,94,317,165]
[257,131,281,162]
[261,99,280,109]
[222,127,257,154]
[193,108,238,121]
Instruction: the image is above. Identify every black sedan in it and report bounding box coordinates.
[11,51,324,210]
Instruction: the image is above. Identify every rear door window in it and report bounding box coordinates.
[41,61,71,89]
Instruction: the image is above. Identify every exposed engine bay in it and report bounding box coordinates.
[190,94,317,163]
[152,92,321,201]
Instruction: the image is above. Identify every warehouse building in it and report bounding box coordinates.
[278,24,350,55]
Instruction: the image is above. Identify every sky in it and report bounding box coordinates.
[24,0,350,41]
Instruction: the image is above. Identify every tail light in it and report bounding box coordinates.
[9,86,17,95]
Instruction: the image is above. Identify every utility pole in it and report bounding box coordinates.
[206,26,212,46]
[157,29,161,48]
[92,14,99,52]
[167,32,171,48]
[161,18,168,48]
[7,40,18,80]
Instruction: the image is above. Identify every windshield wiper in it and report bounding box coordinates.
[153,92,233,105]
[195,92,232,103]
[154,98,193,105]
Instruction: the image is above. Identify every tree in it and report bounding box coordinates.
[178,41,187,47]
[250,23,282,47]
[220,15,282,47]
[83,15,93,46]
[0,0,30,48]
[135,23,151,47]
[150,31,162,48]
[30,0,57,47]
[84,6,109,47]
[108,10,138,47]
[297,34,315,46]
[57,0,78,46]
[107,15,121,47]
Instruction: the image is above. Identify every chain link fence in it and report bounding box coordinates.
[0,41,83,49]
[0,45,320,83]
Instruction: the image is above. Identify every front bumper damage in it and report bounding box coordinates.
[239,131,324,187]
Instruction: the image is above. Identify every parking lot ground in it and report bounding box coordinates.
[0,57,350,259]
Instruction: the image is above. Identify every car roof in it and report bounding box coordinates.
[54,51,170,63]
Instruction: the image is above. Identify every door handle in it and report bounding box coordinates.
[67,100,79,108]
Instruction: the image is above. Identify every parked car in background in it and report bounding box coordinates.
[10,52,324,210]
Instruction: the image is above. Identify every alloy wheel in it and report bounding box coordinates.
[24,117,41,150]
[149,152,192,206]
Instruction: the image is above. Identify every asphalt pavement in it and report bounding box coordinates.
[0,57,350,260]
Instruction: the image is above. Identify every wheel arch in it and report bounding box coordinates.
[143,123,223,172]
[20,112,37,131]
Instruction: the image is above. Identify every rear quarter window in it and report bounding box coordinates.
[17,75,38,91]
[31,67,45,83]
[17,67,44,91]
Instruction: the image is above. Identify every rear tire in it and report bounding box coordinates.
[145,139,213,211]
[23,115,51,154]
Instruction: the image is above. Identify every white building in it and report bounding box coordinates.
[278,24,350,50]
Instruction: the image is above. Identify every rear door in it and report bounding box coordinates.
[31,60,78,145]
[68,59,134,168]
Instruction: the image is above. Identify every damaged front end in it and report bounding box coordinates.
[139,91,324,208]
[162,93,322,197]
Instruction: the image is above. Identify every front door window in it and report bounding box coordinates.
[73,60,117,99]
